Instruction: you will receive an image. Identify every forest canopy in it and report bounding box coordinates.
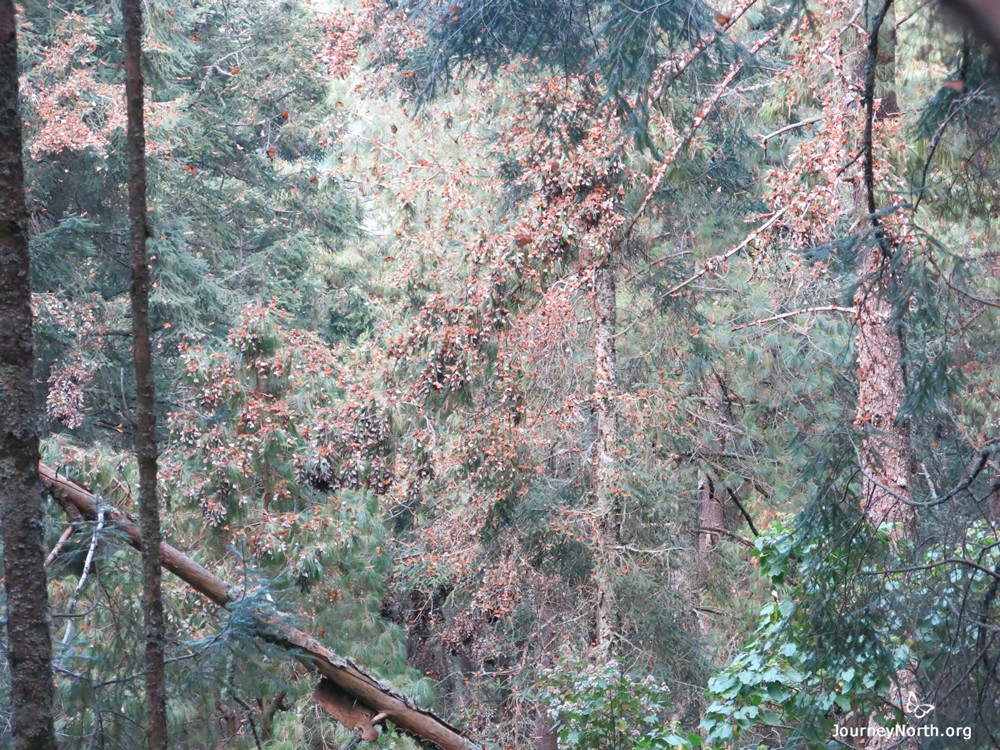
[1,0,999,748]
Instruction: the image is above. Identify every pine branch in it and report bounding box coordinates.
[646,0,762,107]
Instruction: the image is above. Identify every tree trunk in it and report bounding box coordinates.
[693,472,724,633]
[854,3,919,746]
[591,263,620,656]
[854,208,922,750]
[39,463,482,750]
[696,473,724,557]
[854,251,914,536]
[121,0,168,745]
[532,595,560,750]
[0,4,59,748]
[533,712,559,750]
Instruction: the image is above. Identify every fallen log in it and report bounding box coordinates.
[39,462,481,750]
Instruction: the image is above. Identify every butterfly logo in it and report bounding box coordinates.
[904,691,935,719]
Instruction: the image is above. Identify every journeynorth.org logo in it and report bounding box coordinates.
[832,692,973,744]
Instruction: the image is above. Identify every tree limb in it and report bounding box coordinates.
[44,525,75,567]
[617,25,783,249]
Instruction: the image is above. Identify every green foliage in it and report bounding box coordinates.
[699,501,1000,748]
[709,505,903,739]
[541,655,700,750]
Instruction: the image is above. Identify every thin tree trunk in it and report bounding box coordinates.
[532,596,560,750]
[122,0,168,745]
[693,472,724,633]
[592,263,620,656]
[39,463,482,750]
[0,4,59,748]
[533,713,559,750]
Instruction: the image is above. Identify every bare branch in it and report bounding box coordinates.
[731,305,856,331]
[44,525,75,567]
[759,117,821,150]
[725,487,760,538]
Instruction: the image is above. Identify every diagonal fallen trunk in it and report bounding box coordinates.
[39,462,481,750]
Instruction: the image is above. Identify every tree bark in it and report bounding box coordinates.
[696,473,724,557]
[533,712,559,750]
[39,463,482,750]
[121,0,168,745]
[532,595,560,750]
[591,263,620,656]
[0,3,59,748]
[854,253,915,536]
[694,472,724,633]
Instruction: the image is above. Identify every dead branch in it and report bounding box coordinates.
[44,525,75,567]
